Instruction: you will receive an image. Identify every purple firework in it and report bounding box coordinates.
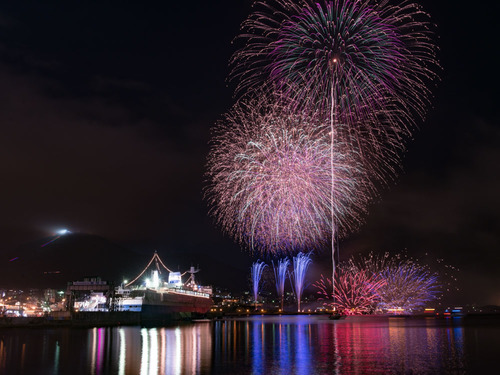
[377,262,440,312]
[351,252,442,312]
[205,97,373,254]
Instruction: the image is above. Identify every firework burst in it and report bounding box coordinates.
[315,261,385,315]
[377,262,440,312]
[352,252,442,312]
[205,97,373,253]
[231,0,439,127]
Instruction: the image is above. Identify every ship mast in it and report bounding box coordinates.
[185,266,200,288]
[125,251,191,288]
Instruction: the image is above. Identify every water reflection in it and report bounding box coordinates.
[133,325,212,375]
[213,316,470,374]
[0,316,497,374]
[213,316,317,374]
[118,328,125,375]
[85,324,212,374]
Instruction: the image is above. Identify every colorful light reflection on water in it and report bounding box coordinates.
[0,316,499,374]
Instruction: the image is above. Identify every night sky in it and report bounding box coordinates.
[0,1,498,305]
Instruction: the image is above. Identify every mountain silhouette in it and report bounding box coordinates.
[1,233,145,289]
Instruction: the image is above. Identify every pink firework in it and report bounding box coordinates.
[205,97,373,254]
[315,262,385,315]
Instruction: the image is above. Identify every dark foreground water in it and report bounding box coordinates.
[0,315,499,374]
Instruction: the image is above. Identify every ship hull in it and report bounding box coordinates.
[139,289,212,314]
[133,290,212,325]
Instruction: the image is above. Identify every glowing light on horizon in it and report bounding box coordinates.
[40,229,71,248]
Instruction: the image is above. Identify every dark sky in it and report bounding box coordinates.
[0,1,498,305]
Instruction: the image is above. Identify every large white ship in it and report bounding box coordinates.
[113,252,213,316]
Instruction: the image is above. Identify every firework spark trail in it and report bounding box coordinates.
[205,97,373,253]
[273,257,290,310]
[251,260,267,309]
[291,251,313,312]
[230,0,440,293]
[420,253,460,295]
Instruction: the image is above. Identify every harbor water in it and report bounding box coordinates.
[0,315,498,374]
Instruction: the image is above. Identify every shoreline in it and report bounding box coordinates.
[1,311,499,329]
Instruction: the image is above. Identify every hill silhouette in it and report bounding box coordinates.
[1,233,145,289]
